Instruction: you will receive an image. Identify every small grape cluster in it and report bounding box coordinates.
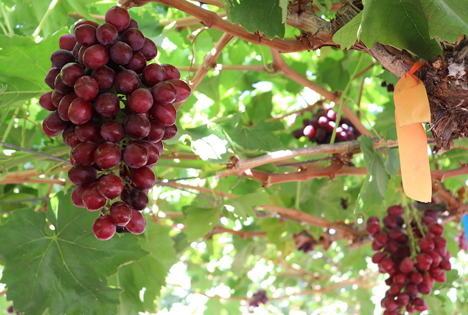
[381,81,395,92]
[39,6,190,240]
[7,305,22,315]
[248,289,268,308]
[367,206,450,314]
[291,108,360,144]
[456,229,468,251]
[293,230,317,253]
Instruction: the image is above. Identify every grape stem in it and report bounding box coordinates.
[295,181,301,210]
[0,3,13,35]
[32,0,59,37]
[409,202,426,238]
[330,53,365,144]
[0,141,70,164]
[399,187,417,259]
[0,197,50,206]
[0,107,20,148]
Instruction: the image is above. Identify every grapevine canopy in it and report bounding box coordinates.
[0,0,468,314]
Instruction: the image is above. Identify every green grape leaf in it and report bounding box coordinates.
[245,92,273,124]
[226,119,283,152]
[0,31,65,108]
[185,123,230,163]
[259,218,297,252]
[113,222,177,314]
[183,206,220,241]
[377,71,399,86]
[383,148,400,177]
[360,0,442,60]
[333,11,363,50]
[5,0,96,37]
[424,0,468,42]
[300,178,349,222]
[224,0,286,39]
[222,191,270,220]
[316,56,350,90]
[355,135,390,213]
[0,191,148,315]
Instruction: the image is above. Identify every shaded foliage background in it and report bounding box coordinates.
[1,0,468,314]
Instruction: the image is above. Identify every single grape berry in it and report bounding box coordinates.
[93,215,116,240]
[123,142,148,168]
[59,33,77,51]
[125,209,146,234]
[82,183,107,211]
[97,174,123,200]
[399,257,414,274]
[94,142,121,169]
[105,6,131,33]
[109,202,133,226]
[68,166,97,185]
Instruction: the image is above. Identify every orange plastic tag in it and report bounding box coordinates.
[393,61,432,202]
[394,62,431,127]
[395,116,432,202]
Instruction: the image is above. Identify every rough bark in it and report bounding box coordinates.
[424,40,468,149]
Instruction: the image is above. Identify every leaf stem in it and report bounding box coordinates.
[0,19,8,35]
[399,188,417,259]
[0,2,13,35]
[330,53,365,144]
[295,181,301,210]
[0,141,70,164]
[32,0,60,37]
[0,197,51,206]
[0,107,20,147]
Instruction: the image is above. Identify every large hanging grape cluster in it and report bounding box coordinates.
[39,6,191,241]
[367,206,450,314]
[291,108,361,144]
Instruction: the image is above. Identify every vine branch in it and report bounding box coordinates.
[0,142,69,164]
[119,0,318,52]
[177,32,234,110]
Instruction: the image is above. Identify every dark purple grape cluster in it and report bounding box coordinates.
[381,81,395,93]
[293,230,317,253]
[367,207,450,314]
[291,109,360,144]
[39,6,191,241]
[248,289,268,308]
[6,305,22,315]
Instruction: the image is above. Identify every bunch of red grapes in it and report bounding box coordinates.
[39,6,190,240]
[291,108,360,144]
[248,289,268,308]
[367,206,450,314]
[456,229,468,251]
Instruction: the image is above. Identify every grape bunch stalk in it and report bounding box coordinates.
[39,6,191,240]
[367,206,450,314]
[291,108,361,144]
